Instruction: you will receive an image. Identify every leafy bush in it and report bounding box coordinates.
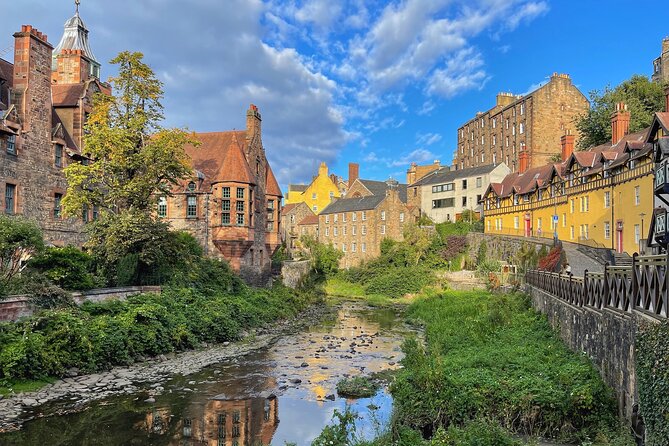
[28,246,97,291]
[336,376,380,398]
[25,279,75,310]
[364,266,433,298]
[636,320,669,445]
[538,245,563,272]
[302,236,343,277]
[441,236,467,262]
[0,216,44,297]
[430,419,521,446]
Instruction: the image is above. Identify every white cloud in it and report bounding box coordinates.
[389,148,438,167]
[417,132,442,146]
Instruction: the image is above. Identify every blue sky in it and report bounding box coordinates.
[3,1,668,189]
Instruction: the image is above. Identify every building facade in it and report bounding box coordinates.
[318,178,416,268]
[285,162,358,214]
[483,103,655,256]
[454,73,589,173]
[1,5,109,246]
[162,105,283,285]
[648,87,669,252]
[651,37,669,85]
[280,201,315,252]
[406,160,443,184]
[408,163,510,223]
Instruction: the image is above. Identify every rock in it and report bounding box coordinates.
[223,342,230,347]
[188,381,196,385]
[144,397,156,403]
[289,378,302,384]
[325,394,336,401]
[300,362,309,368]
[65,367,80,378]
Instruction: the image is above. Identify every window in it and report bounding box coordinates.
[519,123,524,134]
[400,212,404,223]
[334,214,338,223]
[267,220,274,231]
[312,193,317,200]
[361,243,366,253]
[487,220,491,231]
[267,199,275,210]
[93,206,99,221]
[562,213,566,227]
[187,181,196,192]
[222,187,231,198]
[82,204,89,223]
[604,191,610,208]
[343,226,347,236]
[505,118,509,129]
[329,191,334,198]
[352,212,357,221]
[313,205,317,212]
[6,134,16,155]
[520,103,525,115]
[4,184,16,214]
[290,214,296,224]
[492,135,496,146]
[381,211,386,221]
[158,196,167,217]
[342,213,347,223]
[432,198,455,208]
[222,212,230,225]
[187,196,197,218]
[361,225,367,235]
[236,212,245,226]
[462,179,467,190]
[236,187,245,199]
[492,118,496,128]
[362,211,367,221]
[334,227,338,237]
[54,193,63,218]
[342,244,347,252]
[570,199,575,214]
[635,186,640,205]
[635,224,640,244]
[352,242,357,252]
[55,144,63,167]
[325,227,330,236]
[537,217,542,230]
[432,183,454,193]
[604,221,611,239]
[514,216,519,229]
[236,200,244,213]
[476,177,482,188]
[381,225,386,234]
[352,225,357,235]
[325,215,330,223]
[570,226,575,240]
[462,197,467,207]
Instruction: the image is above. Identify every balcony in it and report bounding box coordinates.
[653,208,668,246]
[654,159,669,194]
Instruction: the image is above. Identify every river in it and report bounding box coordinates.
[0,302,417,445]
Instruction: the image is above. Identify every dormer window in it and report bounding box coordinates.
[187,181,196,192]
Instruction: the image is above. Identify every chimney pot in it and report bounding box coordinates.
[348,162,359,185]
[561,133,575,162]
[610,102,631,145]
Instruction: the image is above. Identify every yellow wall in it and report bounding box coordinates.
[285,162,341,214]
[484,157,654,256]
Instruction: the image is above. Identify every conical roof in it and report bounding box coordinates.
[52,4,99,70]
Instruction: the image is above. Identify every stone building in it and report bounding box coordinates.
[161,105,283,285]
[285,162,358,213]
[281,201,315,252]
[1,4,109,246]
[408,163,510,223]
[651,37,669,84]
[453,73,589,172]
[406,160,443,184]
[319,177,416,268]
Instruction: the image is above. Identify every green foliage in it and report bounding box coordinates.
[575,75,666,150]
[0,216,44,296]
[24,278,75,310]
[364,266,433,298]
[514,242,538,276]
[302,235,343,277]
[430,419,521,445]
[435,220,482,237]
[336,376,380,398]
[476,240,487,264]
[475,259,501,276]
[636,320,669,445]
[28,246,97,291]
[62,51,198,217]
[389,291,620,443]
[0,258,320,383]
[311,408,359,446]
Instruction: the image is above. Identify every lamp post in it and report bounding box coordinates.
[640,212,646,254]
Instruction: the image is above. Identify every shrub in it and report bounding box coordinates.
[364,266,433,298]
[25,279,75,310]
[302,236,343,277]
[0,216,44,296]
[430,419,521,446]
[538,245,563,272]
[28,246,97,291]
[441,236,467,261]
[336,376,380,398]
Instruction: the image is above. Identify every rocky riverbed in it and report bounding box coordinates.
[0,301,418,445]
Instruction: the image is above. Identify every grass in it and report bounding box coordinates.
[0,377,56,397]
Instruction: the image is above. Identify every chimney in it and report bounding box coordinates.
[406,162,416,184]
[318,161,328,177]
[245,104,262,150]
[560,131,575,162]
[610,102,630,145]
[348,162,359,185]
[518,147,529,173]
[496,92,515,107]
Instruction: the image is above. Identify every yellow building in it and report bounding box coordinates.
[483,104,655,256]
[285,162,342,214]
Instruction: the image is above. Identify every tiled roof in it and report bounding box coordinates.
[186,131,255,188]
[51,110,80,155]
[656,113,669,132]
[411,164,500,187]
[288,184,308,192]
[298,215,319,225]
[52,83,86,107]
[358,179,408,202]
[282,203,300,214]
[266,163,282,197]
[320,195,385,215]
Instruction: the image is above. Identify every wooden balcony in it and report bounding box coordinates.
[653,208,668,246]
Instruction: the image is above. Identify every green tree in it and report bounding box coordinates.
[28,246,97,290]
[0,216,44,295]
[302,236,343,277]
[576,75,666,150]
[62,51,199,216]
[403,223,433,265]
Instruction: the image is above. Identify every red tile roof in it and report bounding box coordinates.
[298,214,319,225]
[282,203,299,214]
[266,163,282,197]
[186,131,255,188]
[52,83,86,107]
[657,112,669,132]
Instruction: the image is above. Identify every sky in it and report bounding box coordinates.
[3,0,668,189]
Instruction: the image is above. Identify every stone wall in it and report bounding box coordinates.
[466,232,551,265]
[0,286,161,322]
[281,260,311,289]
[527,285,660,420]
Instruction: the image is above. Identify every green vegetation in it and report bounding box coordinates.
[336,376,380,398]
[28,246,99,291]
[0,258,321,385]
[302,235,344,278]
[636,320,669,445]
[576,74,667,150]
[0,377,56,397]
[0,215,45,297]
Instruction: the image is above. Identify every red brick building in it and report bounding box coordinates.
[162,105,283,285]
[1,5,109,246]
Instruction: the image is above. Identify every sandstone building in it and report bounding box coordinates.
[319,177,416,268]
[408,163,510,223]
[1,4,109,246]
[406,160,443,184]
[162,105,283,285]
[285,162,357,213]
[651,37,669,84]
[281,201,315,253]
[453,73,589,172]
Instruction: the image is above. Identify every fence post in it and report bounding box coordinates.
[602,262,609,310]
[582,269,587,307]
[569,272,573,304]
[631,252,638,311]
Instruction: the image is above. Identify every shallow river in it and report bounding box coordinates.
[0,303,416,446]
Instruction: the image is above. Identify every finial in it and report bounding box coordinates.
[75,0,80,14]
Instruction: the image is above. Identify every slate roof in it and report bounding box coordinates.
[319,195,386,215]
[358,179,408,202]
[288,184,307,192]
[411,164,499,187]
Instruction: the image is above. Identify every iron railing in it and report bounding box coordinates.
[526,252,668,320]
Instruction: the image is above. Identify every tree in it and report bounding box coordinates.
[0,216,44,294]
[62,51,199,216]
[575,75,666,150]
[402,223,432,265]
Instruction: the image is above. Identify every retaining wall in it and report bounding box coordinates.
[281,260,311,289]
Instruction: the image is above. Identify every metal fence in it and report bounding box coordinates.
[526,253,668,320]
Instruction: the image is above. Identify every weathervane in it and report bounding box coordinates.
[75,0,80,14]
